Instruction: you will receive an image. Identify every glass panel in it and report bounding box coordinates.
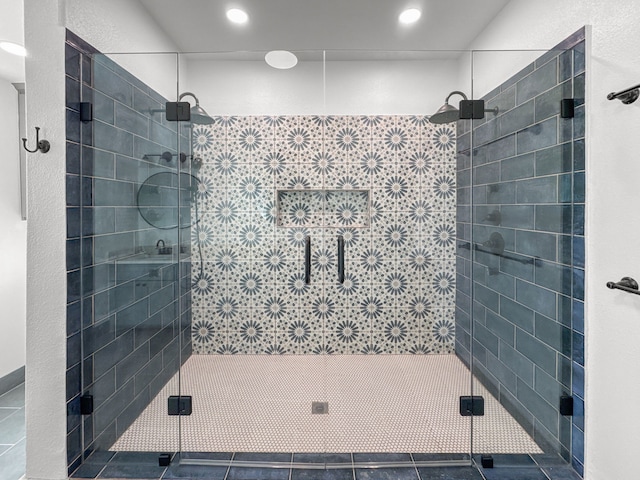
[75,51,182,467]
[469,45,583,469]
[178,51,330,464]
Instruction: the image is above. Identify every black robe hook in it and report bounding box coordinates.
[22,127,50,154]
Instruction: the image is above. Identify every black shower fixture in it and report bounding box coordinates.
[607,83,640,104]
[430,91,498,124]
[178,92,215,124]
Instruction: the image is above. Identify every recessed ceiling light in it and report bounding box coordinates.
[226,8,249,24]
[265,50,298,70]
[0,41,27,57]
[399,8,421,25]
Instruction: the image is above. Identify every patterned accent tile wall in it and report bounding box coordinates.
[455,29,585,476]
[191,116,457,355]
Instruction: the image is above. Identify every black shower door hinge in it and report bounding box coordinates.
[459,99,486,119]
[459,395,485,416]
[561,98,575,118]
[80,394,94,415]
[559,395,574,416]
[168,395,192,415]
[165,101,191,122]
[79,102,93,122]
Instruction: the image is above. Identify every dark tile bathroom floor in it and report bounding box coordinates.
[72,452,582,480]
[0,383,26,480]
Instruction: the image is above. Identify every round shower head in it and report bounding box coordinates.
[429,102,460,124]
[179,92,214,125]
[429,90,468,124]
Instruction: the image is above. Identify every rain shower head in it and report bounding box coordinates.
[179,92,214,125]
[429,91,468,125]
[430,90,498,124]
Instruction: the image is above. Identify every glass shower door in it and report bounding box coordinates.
[468,42,585,473]
[73,50,186,468]
[177,51,331,466]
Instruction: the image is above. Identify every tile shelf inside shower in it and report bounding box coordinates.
[276,189,371,228]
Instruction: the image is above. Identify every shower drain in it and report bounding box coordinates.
[312,402,329,414]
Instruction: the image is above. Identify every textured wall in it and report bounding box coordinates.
[455,33,585,469]
[191,116,457,355]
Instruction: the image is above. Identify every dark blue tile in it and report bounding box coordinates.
[480,467,548,480]
[500,153,535,181]
[353,453,411,463]
[502,63,535,91]
[572,425,584,466]
[535,261,572,296]
[516,230,557,262]
[93,121,134,157]
[573,139,585,171]
[572,205,584,236]
[180,452,233,461]
[515,329,557,376]
[99,463,165,478]
[573,268,584,301]
[292,468,354,480]
[67,174,81,207]
[163,464,227,479]
[572,394,585,431]
[516,176,558,204]
[71,462,105,478]
[67,207,81,239]
[572,299,584,334]
[67,141,81,175]
[233,452,292,463]
[293,453,352,464]
[473,134,516,165]
[573,105,584,139]
[226,467,290,480]
[517,117,558,155]
[573,42,585,74]
[355,467,418,480]
[67,238,81,271]
[499,99,535,136]
[115,103,149,138]
[93,60,134,107]
[535,205,572,234]
[573,172,585,203]
[542,466,582,480]
[516,60,558,106]
[499,344,534,386]
[535,143,572,176]
[67,109,81,143]
[572,362,584,398]
[559,50,573,82]
[66,43,81,79]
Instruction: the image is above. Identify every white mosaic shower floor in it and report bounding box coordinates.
[110,355,542,454]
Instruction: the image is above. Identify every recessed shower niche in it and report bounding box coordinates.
[276,189,370,228]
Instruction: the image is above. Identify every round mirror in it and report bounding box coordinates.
[137,172,200,229]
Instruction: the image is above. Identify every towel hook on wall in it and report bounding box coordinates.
[22,126,50,154]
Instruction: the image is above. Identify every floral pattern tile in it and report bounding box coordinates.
[191,116,456,354]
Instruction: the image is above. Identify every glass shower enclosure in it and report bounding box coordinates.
[67,32,584,475]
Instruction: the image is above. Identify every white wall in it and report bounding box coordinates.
[65,0,181,99]
[467,1,640,479]
[0,80,26,380]
[185,56,461,116]
[24,1,179,478]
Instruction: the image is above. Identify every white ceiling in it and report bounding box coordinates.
[139,0,511,53]
[0,0,25,83]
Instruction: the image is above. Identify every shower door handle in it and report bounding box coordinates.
[337,235,345,284]
[305,236,311,284]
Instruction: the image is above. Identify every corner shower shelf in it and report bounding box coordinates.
[276,189,370,228]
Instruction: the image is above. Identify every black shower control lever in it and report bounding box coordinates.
[337,235,345,284]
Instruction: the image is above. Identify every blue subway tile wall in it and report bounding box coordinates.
[455,30,585,476]
[65,30,191,473]
[189,115,457,354]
